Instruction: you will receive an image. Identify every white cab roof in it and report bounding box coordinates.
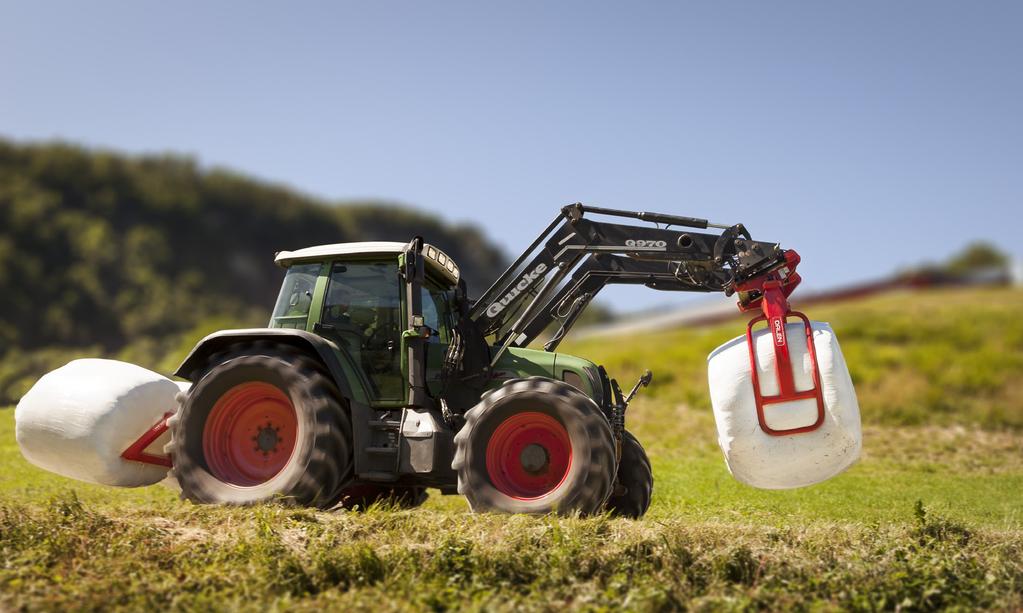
[275,241,460,285]
[275,242,406,265]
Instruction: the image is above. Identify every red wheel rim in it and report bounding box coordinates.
[202,382,298,486]
[485,411,572,500]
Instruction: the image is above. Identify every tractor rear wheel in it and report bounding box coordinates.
[453,377,616,515]
[604,430,653,518]
[167,345,353,509]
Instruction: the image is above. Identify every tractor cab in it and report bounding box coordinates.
[271,240,462,407]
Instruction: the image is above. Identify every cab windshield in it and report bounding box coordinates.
[270,263,320,329]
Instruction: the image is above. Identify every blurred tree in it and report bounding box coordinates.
[945,242,1009,275]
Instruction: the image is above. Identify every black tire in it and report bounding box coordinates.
[166,344,353,509]
[335,484,429,510]
[605,430,653,518]
[453,377,616,515]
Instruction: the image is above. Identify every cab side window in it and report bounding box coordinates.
[270,263,320,329]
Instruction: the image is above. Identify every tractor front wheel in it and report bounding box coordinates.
[167,345,353,509]
[604,430,653,518]
[453,377,616,515]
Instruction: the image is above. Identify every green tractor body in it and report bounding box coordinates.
[171,241,627,513]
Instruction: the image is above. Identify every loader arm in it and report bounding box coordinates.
[469,203,795,361]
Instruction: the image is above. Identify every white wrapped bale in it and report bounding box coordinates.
[15,359,182,487]
[707,321,861,490]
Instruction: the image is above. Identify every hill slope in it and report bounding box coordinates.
[1,290,1022,609]
[0,139,507,401]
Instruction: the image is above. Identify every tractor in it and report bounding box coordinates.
[165,204,802,517]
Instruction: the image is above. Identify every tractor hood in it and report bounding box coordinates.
[489,346,603,405]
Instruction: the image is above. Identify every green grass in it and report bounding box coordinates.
[2,288,1023,610]
[3,490,1020,611]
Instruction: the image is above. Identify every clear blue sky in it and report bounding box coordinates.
[2,1,1020,310]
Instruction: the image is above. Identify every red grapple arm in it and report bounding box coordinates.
[734,250,825,436]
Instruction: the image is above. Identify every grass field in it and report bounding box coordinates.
[2,288,1022,610]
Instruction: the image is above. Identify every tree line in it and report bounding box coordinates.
[0,139,507,402]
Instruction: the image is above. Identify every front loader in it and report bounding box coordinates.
[18,203,832,518]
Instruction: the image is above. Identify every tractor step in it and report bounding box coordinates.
[353,412,405,480]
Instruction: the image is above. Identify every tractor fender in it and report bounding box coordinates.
[173,328,370,404]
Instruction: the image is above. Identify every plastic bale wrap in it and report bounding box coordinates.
[707,321,861,489]
[15,359,182,487]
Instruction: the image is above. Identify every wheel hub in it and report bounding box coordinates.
[519,443,549,474]
[254,423,281,454]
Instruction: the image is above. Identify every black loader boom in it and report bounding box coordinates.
[470,203,795,358]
